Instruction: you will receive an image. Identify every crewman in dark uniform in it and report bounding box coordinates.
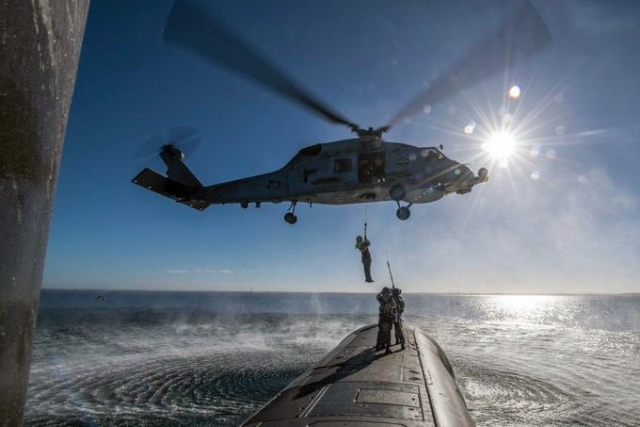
[392,288,405,350]
[375,287,396,355]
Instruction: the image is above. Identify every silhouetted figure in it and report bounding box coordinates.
[375,287,397,355]
[392,288,405,350]
[356,235,374,283]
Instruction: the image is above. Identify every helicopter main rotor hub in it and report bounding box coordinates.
[354,126,384,140]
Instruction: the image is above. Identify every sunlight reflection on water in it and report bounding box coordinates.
[27,292,640,427]
[483,295,566,323]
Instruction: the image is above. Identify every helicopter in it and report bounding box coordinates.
[132,0,551,224]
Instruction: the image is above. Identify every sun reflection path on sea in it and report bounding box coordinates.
[481,295,570,326]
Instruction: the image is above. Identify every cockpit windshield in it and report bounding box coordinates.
[421,148,445,162]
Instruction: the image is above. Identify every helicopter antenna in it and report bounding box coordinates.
[386,256,396,290]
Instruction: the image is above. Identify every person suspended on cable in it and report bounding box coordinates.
[355,233,374,283]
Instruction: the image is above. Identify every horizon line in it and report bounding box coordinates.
[40,288,640,297]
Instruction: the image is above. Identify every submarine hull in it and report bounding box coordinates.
[242,324,475,426]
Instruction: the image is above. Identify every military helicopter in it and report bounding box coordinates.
[132,0,551,224]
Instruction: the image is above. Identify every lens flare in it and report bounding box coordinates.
[464,122,476,134]
[509,85,521,99]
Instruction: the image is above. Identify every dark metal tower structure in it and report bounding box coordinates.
[0,1,89,424]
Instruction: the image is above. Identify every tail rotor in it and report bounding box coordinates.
[133,126,201,161]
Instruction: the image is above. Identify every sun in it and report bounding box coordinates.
[482,131,517,161]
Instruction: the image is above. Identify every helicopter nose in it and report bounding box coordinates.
[452,164,473,181]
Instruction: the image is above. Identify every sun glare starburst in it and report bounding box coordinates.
[414,80,570,193]
[482,131,517,160]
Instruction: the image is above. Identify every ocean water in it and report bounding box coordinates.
[26,290,640,426]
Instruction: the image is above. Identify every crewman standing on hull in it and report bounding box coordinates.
[392,288,405,350]
[376,287,397,355]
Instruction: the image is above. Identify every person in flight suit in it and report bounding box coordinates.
[355,235,374,283]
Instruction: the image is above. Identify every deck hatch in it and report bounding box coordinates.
[309,383,424,421]
[356,388,420,407]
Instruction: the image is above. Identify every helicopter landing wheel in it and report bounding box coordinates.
[389,184,406,201]
[396,206,411,221]
[284,212,298,224]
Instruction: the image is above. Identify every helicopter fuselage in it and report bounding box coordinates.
[199,138,476,204]
[132,136,488,221]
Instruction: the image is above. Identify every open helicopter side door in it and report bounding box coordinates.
[357,152,385,184]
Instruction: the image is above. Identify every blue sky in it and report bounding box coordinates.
[43,0,640,294]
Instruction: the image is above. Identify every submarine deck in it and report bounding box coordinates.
[241,324,475,427]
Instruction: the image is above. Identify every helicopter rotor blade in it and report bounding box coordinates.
[166,125,201,156]
[134,126,201,161]
[164,0,359,130]
[380,0,552,132]
[166,125,200,147]
[133,134,165,161]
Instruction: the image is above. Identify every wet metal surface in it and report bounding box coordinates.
[242,324,474,426]
[0,1,89,424]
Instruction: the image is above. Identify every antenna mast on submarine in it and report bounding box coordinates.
[386,259,396,289]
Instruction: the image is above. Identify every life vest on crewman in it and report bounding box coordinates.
[377,287,397,321]
[355,235,370,254]
[392,288,405,316]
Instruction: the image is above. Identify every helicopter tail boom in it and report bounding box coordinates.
[132,143,210,210]
[132,168,210,211]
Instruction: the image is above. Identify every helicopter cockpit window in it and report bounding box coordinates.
[298,144,322,157]
[334,159,352,173]
[422,148,442,162]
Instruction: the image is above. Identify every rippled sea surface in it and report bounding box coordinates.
[27,291,640,426]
